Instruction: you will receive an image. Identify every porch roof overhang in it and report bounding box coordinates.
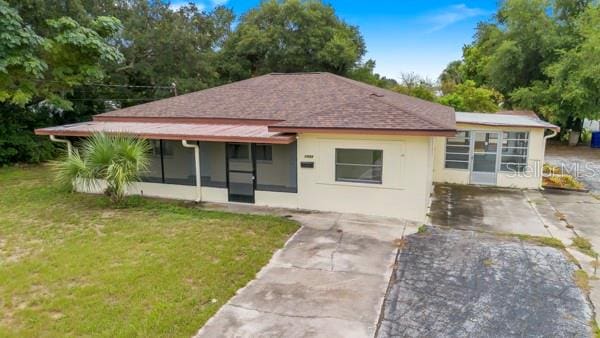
[34,121,296,144]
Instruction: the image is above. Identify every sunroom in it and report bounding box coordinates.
[433,112,560,189]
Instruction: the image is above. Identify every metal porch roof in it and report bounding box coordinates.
[35,121,296,144]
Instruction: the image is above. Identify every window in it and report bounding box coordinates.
[501,132,529,172]
[229,144,249,160]
[255,144,273,161]
[445,131,470,169]
[335,148,383,184]
[150,140,161,157]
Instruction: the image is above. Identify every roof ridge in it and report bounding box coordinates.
[322,73,455,129]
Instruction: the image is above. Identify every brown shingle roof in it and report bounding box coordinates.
[96,72,456,134]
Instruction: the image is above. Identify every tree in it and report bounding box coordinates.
[0,0,124,109]
[391,72,437,102]
[219,0,365,80]
[438,80,503,112]
[443,0,599,130]
[439,60,464,94]
[54,133,151,204]
[347,59,398,88]
[0,0,124,164]
[512,4,600,129]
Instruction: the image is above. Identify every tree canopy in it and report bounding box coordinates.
[219,0,365,80]
[440,0,600,129]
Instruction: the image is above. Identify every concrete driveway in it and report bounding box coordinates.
[429,184,566,238]
[377,226,594,337]
[196,210,419,338]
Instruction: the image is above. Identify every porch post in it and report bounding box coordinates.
[181,140,202,202]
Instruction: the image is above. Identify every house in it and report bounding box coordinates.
[35,72,559,222]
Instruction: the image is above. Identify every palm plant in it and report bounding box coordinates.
[54,133,151,204]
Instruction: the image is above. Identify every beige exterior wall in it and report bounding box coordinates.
[432,123,546,189]
[75,134,436,222]
[295,133,434,222]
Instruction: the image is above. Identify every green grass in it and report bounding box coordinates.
[571,236,598,258]
[0,165,299,337]
[573,269,591,293]
[504,233,566,250]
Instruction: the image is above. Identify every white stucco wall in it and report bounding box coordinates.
[295,133,434,222]
[432,123,546,189]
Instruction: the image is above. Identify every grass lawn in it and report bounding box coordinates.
[0,165,299,337]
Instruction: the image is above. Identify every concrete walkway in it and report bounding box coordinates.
[195,206,419,338]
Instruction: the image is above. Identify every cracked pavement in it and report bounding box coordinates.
[377,226,593,338]
[196,211,419,338]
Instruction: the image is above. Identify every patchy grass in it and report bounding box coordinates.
[482,258,494,267]
[0,165,299,336]
[592,319,600,338]
[417,224,428,234]
[573,270,591,293]
[571,236,598,258]
[510,234,566,250]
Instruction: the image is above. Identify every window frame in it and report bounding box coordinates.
[444,131,471,170]
[255,144,273,162]
[500,131,530,173]
[334,148,383,185]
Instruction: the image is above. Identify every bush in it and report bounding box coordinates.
[53,133,151,204]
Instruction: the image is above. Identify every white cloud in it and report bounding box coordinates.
[423,4,488,32]
[211,0,228,5]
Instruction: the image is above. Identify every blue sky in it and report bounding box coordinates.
[172,0,497,81]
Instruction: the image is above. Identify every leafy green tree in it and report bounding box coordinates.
[512,4,600,129]
[0,0,124,109]
[439,60,464,95]
[54,133,151,204]
[444,0,599,130]
[0,1,124,164]
[219,0,365,79]
[347,59,398,88]
[438,80,503,112]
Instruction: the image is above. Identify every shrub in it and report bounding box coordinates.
[53,133,151,204]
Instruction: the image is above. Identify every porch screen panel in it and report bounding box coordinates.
[445,131,470,169]
[501,132,529,172]
[141,140,163,183]
[255,142,297,193]
[199,142,227,188]
[162,140,196,186]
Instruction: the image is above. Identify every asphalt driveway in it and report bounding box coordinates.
[377,226,593,337]
[546,144,600,194]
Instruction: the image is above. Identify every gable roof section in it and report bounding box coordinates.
[96,72,456,135]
